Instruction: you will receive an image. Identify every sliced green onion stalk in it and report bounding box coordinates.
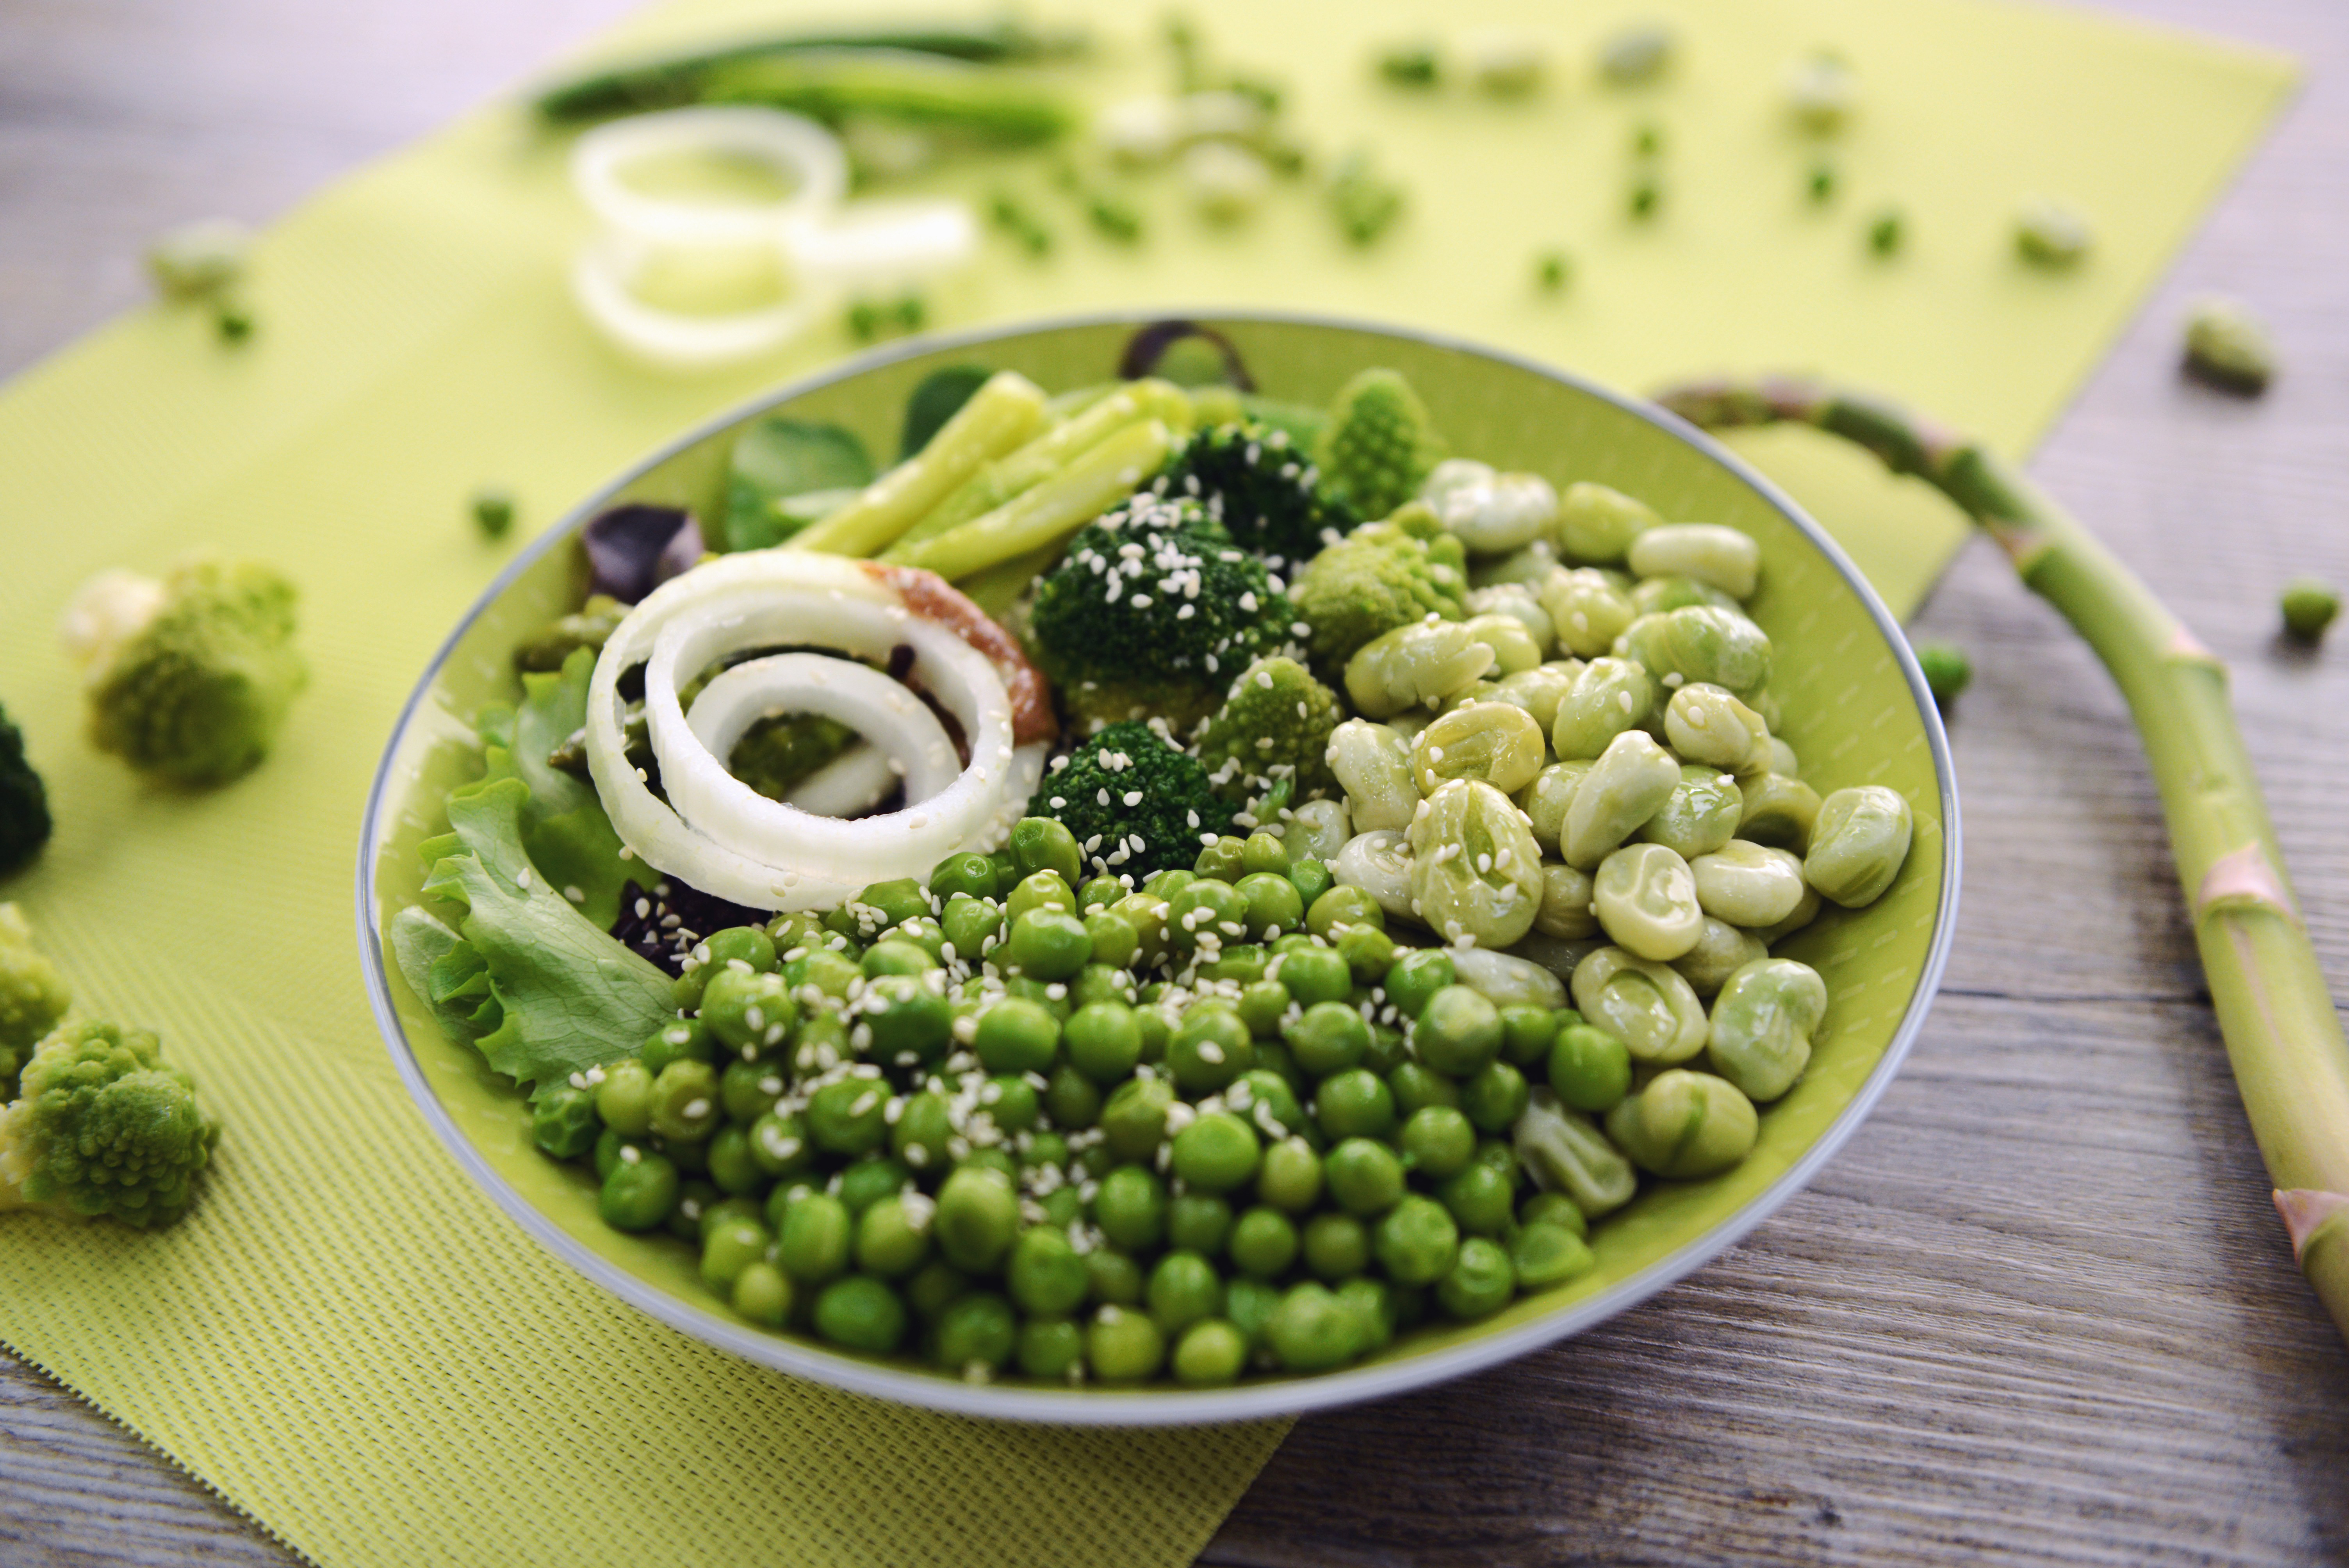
[1655,375,2349,1349]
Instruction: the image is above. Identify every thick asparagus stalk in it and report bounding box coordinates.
[789,371,1047,559]
[1655,375,2349,1347]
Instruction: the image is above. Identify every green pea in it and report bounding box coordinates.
[1265,947,1345,1009]
[1071,962,1137,1009]
[715,1057,781,1124]
[778,1192,853,1283]
[640,1017,717,1075]
[1201,944,1271,985]
[1167,1003,1255,1094]
[934,1291,1018,1374]
[1087,1248,1148,1306]
[1043,1064,1104,1130]
[1227,1206,1301,1278]
[802,1078,888,1156]
[1040,1187,1084,1228]
[701,1125,759,1195]
[1313,1067,1396,1140]
[1173,1319,1249,1386]
[1460,1060,1530,1132]
[1283,1000,1371,1077]
[1225,1277,1280,1348]
[1096,1165,1168,1252]
[781,947,862,1005]
[1167,1192,1234,1256]
[1265,1283,1361,1372]
[1374,1194,1461,1286]
[1289,857,1336,909]
[1545,1023,1632,1112]
[934,1166,1019,1270]
[1604,1068,1759,1178]
[1308,884,1386,940]
[1436,1162,1516,1236]
[1018,1317,1085,1380]
[1169,878,1251,951]
[940,894,1007,964]
[890,914,948,960]
[1228,1069,1307,1140]
[852,1195,931,1278]
[1007,1226,1091,1316]
[1325,1137,1407,1215]
[531,1083,601,1161]
[1436,1236,1515,1319]
[697,1220,769,1302]
[1142,867,1196,901]
[1492,1006,1557,1070]
[1147,1251,1225,1336]
[957,1147,1019,1183]
[900,1262,967,1325]
[1009,816,1083,886]
[1006,869,1076,924]
[1060,1001,1141,1083]
[700,969,801,1057]
[882,1093,946,1174]
[1413,985,1504,1076]
[1301,1212,1370,1279]
[1387,1061,1460,1117]
[1399,1105,1476,1178]
[1336,1277,1399,1355]
[929,851,999,902]
[813,1274,908,1353]
[973,998,1060,1076]
[593,1059,655,1137]
[1170,1112,1262,1194]
[860,975,952,1066]
[978,1074,1041,1133]
[1233,871,1306,941]
[1101,1076,1175,1162]
[1510,1220,1595,1290]
[1002,909,1093,980]
[721,1257,788,1327]
[1258,1136,1324,1213]
[1194,834,1248,882]
[1083,909,1141,969]
[1087,1305,1167,1382]
[1384,950,1456,1021]
[1231,979,1287,1039]
[859,939,936,979]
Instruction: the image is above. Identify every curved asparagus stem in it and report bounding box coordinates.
[1656,375,2349,1348]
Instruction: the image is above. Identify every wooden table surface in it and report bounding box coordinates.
[4,0,2347,1563]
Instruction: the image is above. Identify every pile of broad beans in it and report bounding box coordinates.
[530,468,1915,1391]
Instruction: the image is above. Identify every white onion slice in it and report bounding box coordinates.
[570,106,848,248]
[781,200,978,294]
[571,231,827,372]
[685,652,960,804]
[787,744,899,818]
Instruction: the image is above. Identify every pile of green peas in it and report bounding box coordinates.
[528,814,1632,1387]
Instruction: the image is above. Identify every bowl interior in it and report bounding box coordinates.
[363,315,1954,1421]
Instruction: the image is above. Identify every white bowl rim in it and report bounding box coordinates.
[356,307,1962,1427]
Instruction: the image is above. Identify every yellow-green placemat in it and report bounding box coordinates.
[0,1,2292,1564]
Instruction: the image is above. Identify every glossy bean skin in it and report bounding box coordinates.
[1487,662,1580,735]
[1554,481,1659,565]
[1283,798,1353,863]
[1538,567,1638,658]
[1629,574,1738,618]
[1411,701,1547,796]
[1328,720,1421,832]
[1670,917,1768,997]
[1736,772,1823,854]
[1406,780,1546,949]
[1331,830,1418,924]
[1551,656,1656,761]
[1706,957,1827,1102]
[1534,861,1600,940]
[1604,1068,1759,1178]
[1638,764,1742,860]
[1446,946,1569,1012]
[1570,944,1709,1064]
[1590,843,1705,961]
[1625,522,1761,599]
[1688,839,1809,928]
[1424,460,1559,553]
[1465,584,1555,650]
[1751,882,1823,948]
[1346,621,1497,720]
[1663,683,1770,773]
[1517,760,1591,855]
[1462,613,1545,677]
[1804,786,1915,908]
[1561,730,1680,870]
[1513,1088,1636,1216]
[1614,606,1772,697]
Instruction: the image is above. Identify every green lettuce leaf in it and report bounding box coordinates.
[477,647,631,928]
[722,416,873,551]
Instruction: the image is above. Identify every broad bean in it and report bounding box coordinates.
[1663,683,1770,773]
[1406,780,1546,948]
[1447,946,1570,1011]
[1604,1069,1759,1178]
[1535,862,1600,939]
[1517,760,1591,854]
[1412,702,1547,795]
[1688,840,1808,928]
[1670,917,1766,997]
[1764,736,1800,778]
[1346,620,1495,718]
[1328,719,1421,832]
[1706,957,1826,1101]
[1463,613,1544,677]
[1591,843,1705,961]
[1736,773,1822,853]
[1538,567,1638,657]
[1637,764,1742,859]
[1561,731,1680,870]
[1626,523,1761,599]
[1470,538,1565,590]
[1615,606,1772,697]
[1570,945,1709,1064]
[1464,584,1555,650]
[1751,882,1821,947]
[1331,830,1418,923]
[1282,798,1353,863]
[1423,460,1560,552]
[1488,662,1580,734]
[1513,1088,1637,1216]
[1555,481,1659,565]
[1551,656,1655,761]
[1630,574,1738,618]
[1805,786,1914,908]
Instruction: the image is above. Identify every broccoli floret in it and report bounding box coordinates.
[1289,504,1471,669]
[1313,367,1445,521]
[1194,656,1343,803]
[61,559,308,786]
[0,705,51,876]
[0,907,69,1104]
[1028,495,1302,732]
[1162,421,1355,567]
[1030,721,1235,879]
[0,1018,221,1228]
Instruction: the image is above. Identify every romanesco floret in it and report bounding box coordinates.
[1312,367,1445,521]
[0,1019,221,1228]
[1194,656,1342,803]
[0,704,51,876]
[1027,495,1303,732]
[60,558,308,787]
[1289,503,1470,669]
[1029,721,1235,879]
[0,906,70,1104]
[1161,421,1354,567]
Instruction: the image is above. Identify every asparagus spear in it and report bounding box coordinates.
[788,371,1047,558]
[534,19,1087,122]
[897,419,1173,581]
[1655,375,2349,1349]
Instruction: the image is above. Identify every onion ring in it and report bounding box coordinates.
[685,652,960,805]
[570,106,847,248]
[787,744,901,818]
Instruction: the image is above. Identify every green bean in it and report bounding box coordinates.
[1736,773,1822,854]
[1535,862,1600,940]
[1804,786,1915,908]
[1591,843,1705,961]
[1518,760,1592,855]
[1615,606,1772,697]
[1670,917,1767,998]
[1345,620,1497,719]
[1538,567,1637,658]
[1551,656,1656,761]
[1555,482,1659,565]
[1626,524,1760,599]
[1663,683,1770,773]
[1446,946,1568,1012]
[1561,731,1680,870]
[1570,945,1709,1064]
[1406,779,1546,948]
[1412,702,1546,796]
[1604,1069,1758,1178]
[1688,840,1808,928]
[1638,764,1743,860]
[1706,957,1827,1102]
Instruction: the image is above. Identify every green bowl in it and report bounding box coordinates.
[359,312,1959,1424]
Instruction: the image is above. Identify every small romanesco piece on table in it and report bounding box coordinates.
[59,558,308,787]
[1289,502,1470,670]
[1312,367,1445,522]
[1193,655,1343,804]
[1027,720,1235,880]
[0,905,70,1104]
[0,1017,221,1228]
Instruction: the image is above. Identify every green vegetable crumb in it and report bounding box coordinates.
[472,486,516,540]
[1912,640,1972,705]
[2280,578,2340,644]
